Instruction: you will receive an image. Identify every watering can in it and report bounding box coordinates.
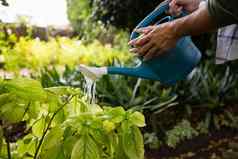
[78,1,201,85]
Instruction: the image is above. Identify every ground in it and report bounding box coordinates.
[146,128,238,159]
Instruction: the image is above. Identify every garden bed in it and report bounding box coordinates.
[146,127,238,159]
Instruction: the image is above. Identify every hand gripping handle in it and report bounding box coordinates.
[130,0,187,41]
[130,0,170,40]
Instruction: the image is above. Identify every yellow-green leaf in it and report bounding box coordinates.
[3,78,46,101]
[71,135,100,159]
[129,111,146,127]
[122,123,144,159]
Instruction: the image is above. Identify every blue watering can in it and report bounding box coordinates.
[79,1,201,85]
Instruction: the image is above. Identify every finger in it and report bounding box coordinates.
[128,35,150,47]
[129,48,139,54]
[133,35,151,47]
[128,36,143,46]
[135,26,155,34]
[128,39,137,46]
[128,28,154,46]
[137,42,154,56]
[143,47,159,61]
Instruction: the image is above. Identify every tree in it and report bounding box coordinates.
[66,0,162,30]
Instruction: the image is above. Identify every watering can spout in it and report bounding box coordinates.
[107,67,136,76]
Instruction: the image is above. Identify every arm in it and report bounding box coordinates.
[129,0,238,61]
[129,2,216,60]
[172,2,216,37]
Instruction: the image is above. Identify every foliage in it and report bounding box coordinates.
[67,0,162,30]
[0,78,146,159]
[144,132,161,149]
[40,65,178,111]
[93,0,162,29]
[166,120,198,148]
[2,36,132,72]
[40,65,85,88]
[66,0,131,45]
[1,10,238,153]
[38,58,238,149]
[66,0,92,33]
[179,62,235,108]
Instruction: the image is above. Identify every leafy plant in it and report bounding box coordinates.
[166,120,198,148]
[179,62,236,108]
[2,36,132,72]
[144,132,160,149]
[40,65,84,88]
[0,78,146,159]
[89,0,162,30]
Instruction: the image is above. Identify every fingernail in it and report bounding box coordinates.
[128,40,134,45]
[129,48,137,53]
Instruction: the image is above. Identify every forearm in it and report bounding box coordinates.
[171,2,217,37]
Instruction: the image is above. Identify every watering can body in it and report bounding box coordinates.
[107,1,201,85]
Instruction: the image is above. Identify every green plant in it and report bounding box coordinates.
[2,37,132,72]
[90,0,162,30]
[166,120,198,148]
[183,62,235,108]
[40,65,84,88]
[66,0,92,34]
[0,78,146,159]
[144,132,161,149]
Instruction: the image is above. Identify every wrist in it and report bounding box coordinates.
[170,18,187,38]
[170,2,216,38]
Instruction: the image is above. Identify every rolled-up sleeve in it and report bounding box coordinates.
[207,0,238,27]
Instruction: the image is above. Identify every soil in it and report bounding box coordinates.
[146,127,238,159]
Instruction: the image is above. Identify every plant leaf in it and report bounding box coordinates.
[42,126,64,150]
[2,78,46,101]
[40,142,65,159]
[71,134,100,159]
[129,111,146,127]
[0,102,26,123]
[121,122,144,159]
[63,135,78,158]
[103,107,126,123]
[32,117,46,137]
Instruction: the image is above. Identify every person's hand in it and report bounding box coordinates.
[169,0,201,16]
[128,0,203,61]
[128,22,181,61]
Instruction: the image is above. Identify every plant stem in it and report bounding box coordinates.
[33,95,75,159]
[6,140,11,159]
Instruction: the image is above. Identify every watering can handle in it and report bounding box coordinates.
[130,0,186,40]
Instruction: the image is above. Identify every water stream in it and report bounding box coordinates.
[83,75,97,104]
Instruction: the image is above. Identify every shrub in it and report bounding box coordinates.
[0,78,146,159]
[2,37,133,72]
